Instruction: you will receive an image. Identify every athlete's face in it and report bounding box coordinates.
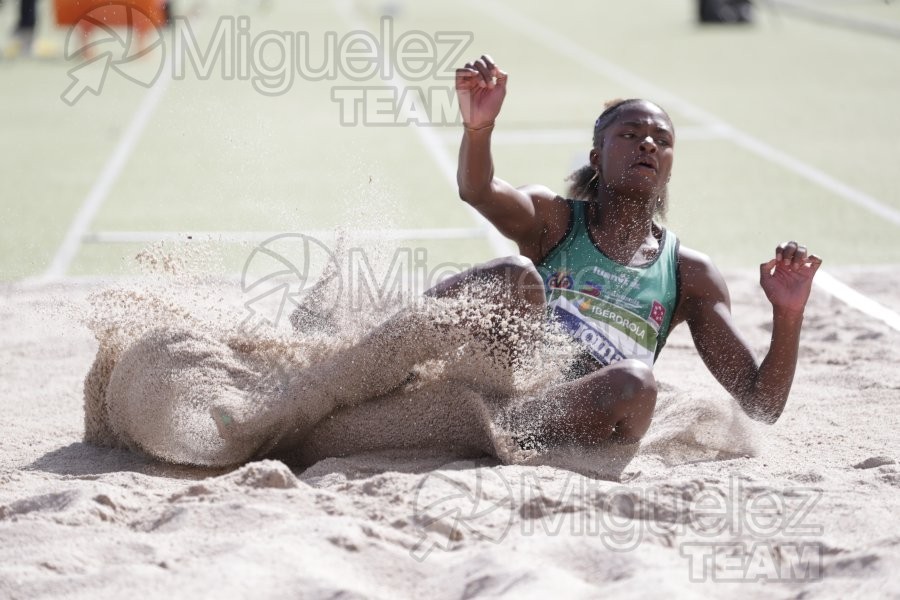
[591,102,675,199]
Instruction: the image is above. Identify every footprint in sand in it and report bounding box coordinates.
[852,456,896,470]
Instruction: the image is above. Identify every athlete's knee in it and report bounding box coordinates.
[617,359,657,405]
[479,256,544,304]
[480,255,536,279]
[611,360,657,442]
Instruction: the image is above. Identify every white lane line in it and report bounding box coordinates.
[82,228,486,243]
[436,125,728,146]
[814,271,900,332]
[723,127,900,227]
[38,61,173,283]
[406,120,516,257]
[469,0,900,333]
[770,0,900,40]
[468,0,900,228]
[336,1,515,258]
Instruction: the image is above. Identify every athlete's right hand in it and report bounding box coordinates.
[456,55,508,129]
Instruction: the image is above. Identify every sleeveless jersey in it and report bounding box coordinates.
[535,200,681,369]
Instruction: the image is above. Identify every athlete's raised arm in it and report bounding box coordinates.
[675,242,822,423]
[455,55,567,258]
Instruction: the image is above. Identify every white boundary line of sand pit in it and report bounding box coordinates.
[81,228,487,243]
[77,233,900,333]
[30,9,211,285]
[34,55,174,285]
[334,0,515,258]
[812,271,900,332]
[466,0,900,334]
[398,121,516,257]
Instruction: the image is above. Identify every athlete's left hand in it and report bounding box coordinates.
[759,241,823,314]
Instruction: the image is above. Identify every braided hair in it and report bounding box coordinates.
[566,98,672,220]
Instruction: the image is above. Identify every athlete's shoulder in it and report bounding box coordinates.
[677,244,712,270]
[516,188,572,262]
[515,183,561,200]
[676,244,729,299]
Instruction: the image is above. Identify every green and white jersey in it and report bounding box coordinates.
[536,200,681,369]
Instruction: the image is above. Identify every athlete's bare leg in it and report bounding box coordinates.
[256,257,549,450]
[430,256,657,445]
[424,254,547,318]
[532,359,658,445]
[255,256,655,455]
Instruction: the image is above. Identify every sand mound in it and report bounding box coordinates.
[77,242,758,478]
[78,245,581,471]
[2,263,899,598]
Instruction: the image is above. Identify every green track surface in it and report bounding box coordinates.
[1,0,898,281]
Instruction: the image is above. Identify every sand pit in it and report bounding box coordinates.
[1,264,899,599]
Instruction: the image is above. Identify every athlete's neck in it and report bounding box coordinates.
[588,187,658,266]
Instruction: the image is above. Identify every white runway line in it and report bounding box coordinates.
[814,271,900,333]
[82,228,486,243]
[724,128,900,227]
[38,61,173,283]
[770,0,900,40]
[336,0,515,258]
[405,117,517,257]
[468,0,900,333]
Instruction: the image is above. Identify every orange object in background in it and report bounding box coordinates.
[54,0,167,29]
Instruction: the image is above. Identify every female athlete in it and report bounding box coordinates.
[420,55,823,446]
